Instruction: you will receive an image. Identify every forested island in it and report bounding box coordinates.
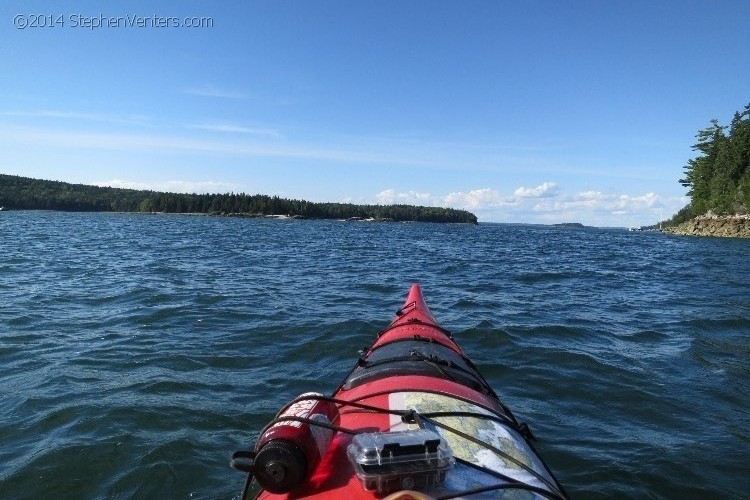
[551,222,585,228]
[660,103,750,238]
[0,174,478,224]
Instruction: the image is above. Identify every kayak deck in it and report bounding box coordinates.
[241,285,566,499]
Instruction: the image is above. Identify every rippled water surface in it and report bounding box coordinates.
[1,211,748,498]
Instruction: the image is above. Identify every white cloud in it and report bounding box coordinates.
[375,189,395,204]
[376,189,432,205]
[630,192,660,207]
[443,188,506,209]
[372,184,687,226]
[513,181,559,199]
[541,190,604,209]
[575,190,606,201]
[442,183,559,210]
[93,179,240,194]
[531,190,687,225]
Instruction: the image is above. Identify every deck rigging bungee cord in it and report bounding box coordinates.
[231,394,567,500]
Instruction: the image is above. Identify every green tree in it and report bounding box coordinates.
[0,174,477,223]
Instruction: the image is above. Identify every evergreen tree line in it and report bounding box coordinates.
[0,174,478,224]
[676,103,750,221]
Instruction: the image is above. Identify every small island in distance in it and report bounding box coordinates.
[550,222,586,228]
[0,174,478,224]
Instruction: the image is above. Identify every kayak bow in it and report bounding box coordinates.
[234,284,567,499]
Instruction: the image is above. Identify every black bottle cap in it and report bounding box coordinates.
[254,440,308,494]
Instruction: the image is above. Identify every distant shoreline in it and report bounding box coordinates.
[0,174,478,224]
[0,208,483,225]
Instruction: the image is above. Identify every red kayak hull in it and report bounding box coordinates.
[249,285,565,499]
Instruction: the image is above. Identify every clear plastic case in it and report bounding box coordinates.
[347,429,454,494]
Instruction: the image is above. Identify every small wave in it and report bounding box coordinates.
[623,329,670,342]
[516,270,585,284]
[451,298,478,309]
[7,314,44,326]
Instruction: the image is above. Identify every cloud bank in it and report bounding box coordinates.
[375,182,687,226]
[376,189,432,205]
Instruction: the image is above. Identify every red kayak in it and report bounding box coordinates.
[233,285,567,499]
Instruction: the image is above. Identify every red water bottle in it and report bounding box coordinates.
[254,392,339,493]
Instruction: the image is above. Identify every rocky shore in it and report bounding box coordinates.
[663,214,750,238]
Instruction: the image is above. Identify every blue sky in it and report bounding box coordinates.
[2,1,748,225]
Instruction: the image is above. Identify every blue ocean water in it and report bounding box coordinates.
[0,211,748,499]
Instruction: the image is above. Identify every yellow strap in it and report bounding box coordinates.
[382,490,436,500]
